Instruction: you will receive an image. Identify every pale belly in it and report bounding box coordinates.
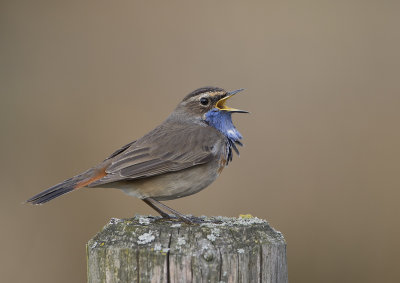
[98,161,222,201]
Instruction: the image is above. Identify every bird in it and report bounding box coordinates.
[26,87,248,223]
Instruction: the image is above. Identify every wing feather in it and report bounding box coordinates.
[88,121,224,187]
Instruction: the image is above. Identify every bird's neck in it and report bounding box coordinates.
[204,109,243,143]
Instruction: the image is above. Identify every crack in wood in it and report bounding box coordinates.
[166,232,172,283]
[136,249,140,283]
[259,244,263,283]
[218,249,223,282]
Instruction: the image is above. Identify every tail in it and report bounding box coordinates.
[26,168,106,205]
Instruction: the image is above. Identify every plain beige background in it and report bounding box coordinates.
[1,1,400,282]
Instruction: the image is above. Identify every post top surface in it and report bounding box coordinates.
[88,215,285,251]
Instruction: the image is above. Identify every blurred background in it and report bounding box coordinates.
[1,0,400,282]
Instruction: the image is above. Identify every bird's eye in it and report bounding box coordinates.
[200,97,209,106]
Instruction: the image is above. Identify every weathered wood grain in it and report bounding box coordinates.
[87,215,287,283]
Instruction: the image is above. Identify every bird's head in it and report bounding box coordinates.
[173,87,248,141]
[175,87,248,118]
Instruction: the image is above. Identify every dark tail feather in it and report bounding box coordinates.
[26,177,80,205]
[26,168,103,205]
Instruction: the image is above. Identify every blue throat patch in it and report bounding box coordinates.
[205,109,243,141]
[205,108,243,163]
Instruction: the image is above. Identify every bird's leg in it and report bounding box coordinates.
[142,198,171,219]
[144,197,194,224]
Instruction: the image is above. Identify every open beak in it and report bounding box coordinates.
[216,88,249,113]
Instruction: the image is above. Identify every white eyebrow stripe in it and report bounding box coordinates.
[186,91,224,102]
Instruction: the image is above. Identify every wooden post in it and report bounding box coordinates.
[87,215,288,283]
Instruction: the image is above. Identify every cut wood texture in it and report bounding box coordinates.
[87,215,287,283]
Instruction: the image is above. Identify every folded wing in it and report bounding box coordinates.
[89,122,224,187]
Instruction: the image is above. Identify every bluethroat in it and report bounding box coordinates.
[27,87,248,223]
